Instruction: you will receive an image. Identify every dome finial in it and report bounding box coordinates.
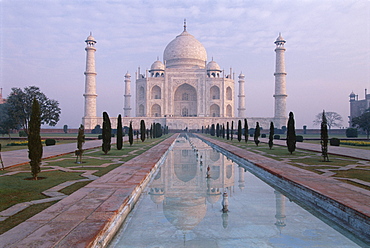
[184,19,187,31]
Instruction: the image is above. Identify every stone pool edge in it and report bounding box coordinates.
[0,134,178,248]
[197,134,370,245]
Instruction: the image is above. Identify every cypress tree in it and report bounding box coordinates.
[76,124,85,163]
[244,118,248,143]
[102,112,111,154]
[129,121,133,146]
[117,114,123,150]
[254,122,260,146]
[155,123,162,137]
[150,124,153,139]
[28,98,42,180]
[216,123,220,137]
[321,110,329,161]
[226,122,230,140]
[140,120,146,142]
[268,122,274,150]
[237,120,242,142]
[210,124,215,136]
[287,112,296,154]
[231,121,234,140]
[222,124,225,139]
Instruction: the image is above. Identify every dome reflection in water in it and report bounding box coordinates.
[109,134,361,247]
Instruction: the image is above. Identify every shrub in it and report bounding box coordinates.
[45,139,56,146]
[346,128,358,138]
[249,134,253,137]
[19,130,27,137]
[274,135,280,140]
[261,134,266,138]
[98,135,103,139]
[296,135,304,142]
[330,138,340,146]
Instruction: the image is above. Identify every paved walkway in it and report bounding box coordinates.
[0,135,178,247]
[262,138,370,161]
[0,134,369,246]
[1,139,108,169]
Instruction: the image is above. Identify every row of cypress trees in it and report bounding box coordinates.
[203,111,329,160]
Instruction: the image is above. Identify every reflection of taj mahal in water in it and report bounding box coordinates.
[148,134,287,232]
[82,21,288,130]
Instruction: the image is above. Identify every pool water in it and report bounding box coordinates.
[109,135,361,247]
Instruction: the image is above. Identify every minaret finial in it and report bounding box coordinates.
[157,56,159,61]
[184,19,187,31]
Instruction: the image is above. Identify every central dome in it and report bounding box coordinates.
[163,29,207,69]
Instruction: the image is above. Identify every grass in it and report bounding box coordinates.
[203,134,370,191]
[0,135,170,234]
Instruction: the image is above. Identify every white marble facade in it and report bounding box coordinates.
[83,25,288,130]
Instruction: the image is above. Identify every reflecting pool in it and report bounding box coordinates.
[109,134,361,247]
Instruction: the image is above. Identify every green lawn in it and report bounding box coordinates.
[203,135,370,187]
[0,135,170,234]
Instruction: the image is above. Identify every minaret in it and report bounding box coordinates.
[83,33,98,129]
[274,190,286,233]
[124,72,132,117]
[274,33,288,128]
[238,72,246,117]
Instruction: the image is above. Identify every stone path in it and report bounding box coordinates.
[1,139,104,169]
[199,135,370,243]
[0,134,369,246]
[0,135,178,247]
[263,138,370,161]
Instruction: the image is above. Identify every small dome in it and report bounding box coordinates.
[125,72,131,77]
[239,72,245,78]
[349,91,356,97]
[206,191,221,204]
[150,60,165,71]
[207,60,221,71]
[85,33,96,43]
[163,29,207,69]
[275,33,286,44]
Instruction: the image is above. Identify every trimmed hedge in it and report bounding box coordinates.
[296,135,304,142]
[274,135,280,140]
[45,139,56,146]
[330,138,340,146]
[261,134,266,138]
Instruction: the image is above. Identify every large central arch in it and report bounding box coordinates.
[174,83,197,117]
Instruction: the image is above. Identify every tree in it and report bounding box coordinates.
[0,144,4,170]
[287,112,296,154]
[102,112,111,154]
[313,111,343,130]
[237,120,242,142]
[140,120,146,142]
[6,86,61,134]
[28,98,43,180]
[0,103,18,138]
[254,122,260,146]
[269,122,274,150]
[231,121,234,140]
[129,121,133,146]
[222,124,225,139]
[226,122,230,140]
[210,124,215,136]
[117,114,123,150]
[352,108,370,139]
[321,110,329,161]
[155,123,162,137]
[244,119,248,143]
[76,124,85,163]
[63,125,68,134]
[216,123,220,137]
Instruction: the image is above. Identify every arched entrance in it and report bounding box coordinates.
[174,83,197,117]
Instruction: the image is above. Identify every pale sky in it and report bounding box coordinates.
[1,0,369,129]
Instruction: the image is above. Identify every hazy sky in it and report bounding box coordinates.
[1,0,369,129]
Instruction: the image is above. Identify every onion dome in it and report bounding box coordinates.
[150,60,165,71]
[238,72,245,79]
[207,60,221,71]
[125,72,131,77]
[163,27,207,69]
[349,91,356,97]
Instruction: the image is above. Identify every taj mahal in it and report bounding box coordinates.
[82,22,288,130]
